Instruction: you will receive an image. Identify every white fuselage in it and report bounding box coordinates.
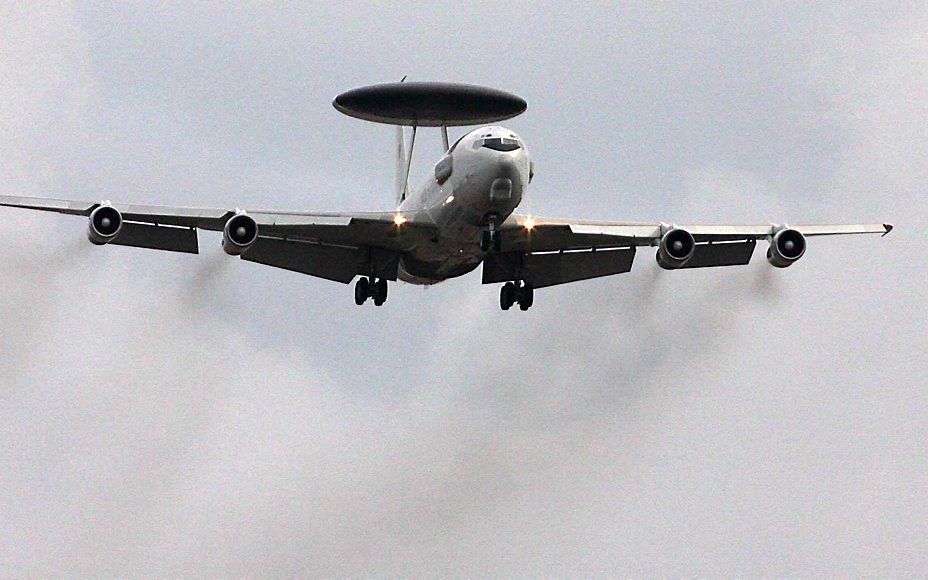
[396,125,531,284]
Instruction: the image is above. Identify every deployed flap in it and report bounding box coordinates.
[483,247,636,288]
[242,237,367,283]
[482,252,521,283]
[111,222,199,254]
[499,222,649,253]
[680,240,756,269]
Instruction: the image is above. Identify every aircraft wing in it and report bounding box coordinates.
[0,194,436,283]
[484,213,892,288]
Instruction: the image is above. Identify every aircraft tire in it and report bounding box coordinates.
[377,278,388,302]
[354,277,370,305]
[500,282,515,310]
[519,283,534,311]
[372,279,388,306]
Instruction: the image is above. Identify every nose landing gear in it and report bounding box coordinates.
[354,276,388,306]
[480,215,503,252]
[500,281,534,311]
[481,230,502,252]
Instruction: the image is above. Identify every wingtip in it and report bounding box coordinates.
[882,223,893,237]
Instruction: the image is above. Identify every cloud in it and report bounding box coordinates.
[1,4,925,577]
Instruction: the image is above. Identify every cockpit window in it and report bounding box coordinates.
[481,137,521,152]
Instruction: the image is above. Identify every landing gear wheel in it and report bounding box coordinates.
[372,278,388,306]
[379,279,389,301]
[500,282,516,310]
[519,283,534,311]
[500,281,534,311]
[354,277,370,305]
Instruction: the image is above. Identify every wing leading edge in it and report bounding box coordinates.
[501,215,891,247]
[0,195,892,290]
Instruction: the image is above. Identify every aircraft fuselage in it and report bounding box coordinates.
[396,125,531,284]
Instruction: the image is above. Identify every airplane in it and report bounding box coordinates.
[0,82,892,311]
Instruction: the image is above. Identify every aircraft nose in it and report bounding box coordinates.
[495,154,519,178]
[486,155,523,202]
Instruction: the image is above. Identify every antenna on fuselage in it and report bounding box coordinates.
[332,81,527,205]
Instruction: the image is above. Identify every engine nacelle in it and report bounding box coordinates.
[767,228,806,268]
[656,228,695,270]
[87,205,123,245]
[222,213,258,255]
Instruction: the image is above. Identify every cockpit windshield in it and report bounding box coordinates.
[481,136,521,152]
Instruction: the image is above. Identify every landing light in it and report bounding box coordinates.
[393,214,407,226]
[523,217,535,231]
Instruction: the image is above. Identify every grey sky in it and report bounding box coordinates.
[1,2,925,575]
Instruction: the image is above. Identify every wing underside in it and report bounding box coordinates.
[0,194,434,283]
[489,214,891,288]
[0,195,891,289]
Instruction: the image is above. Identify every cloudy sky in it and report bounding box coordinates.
[1,2,925,575]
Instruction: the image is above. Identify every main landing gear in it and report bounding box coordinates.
[500,281,534,311]
[354,276,388,306]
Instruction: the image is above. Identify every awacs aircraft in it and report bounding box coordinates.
[0,82,892,310]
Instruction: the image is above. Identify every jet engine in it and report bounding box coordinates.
[656,228,695,270]
[767,228,806,268]
[222,213,259,255]
[87,205,123,245]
